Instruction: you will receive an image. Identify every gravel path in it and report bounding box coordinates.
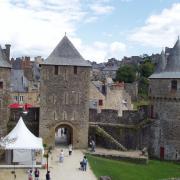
[0,148,97,180]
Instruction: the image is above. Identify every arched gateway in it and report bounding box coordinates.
[55,123,73,146]
[39,35,91,148]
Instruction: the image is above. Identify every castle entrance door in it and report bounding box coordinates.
[55,124,73,146]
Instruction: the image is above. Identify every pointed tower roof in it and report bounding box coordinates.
[43,36,91,67]
[165,37,180,72]
[0,46,11,68]
[149,37,180,79]
[155,49,167,73]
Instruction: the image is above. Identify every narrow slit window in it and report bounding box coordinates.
[171,80,177,91]
[54,65,58,75]
[0,82,3,89]
[74,66,77,74]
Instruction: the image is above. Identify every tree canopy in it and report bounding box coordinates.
[116,65,136,83]
[139,60,155,78]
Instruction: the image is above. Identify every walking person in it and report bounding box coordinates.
[28,169,33,180]
[82,156,88,171]
[46,171,51,180]
[91,140,96,152]
[68,144,73,156]
[59,149,64,162]
[34,168,40,180]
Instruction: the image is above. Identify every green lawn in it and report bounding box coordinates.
[87,155,180,180]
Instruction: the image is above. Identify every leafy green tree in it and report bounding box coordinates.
[116,65,136,83]
[138,77,149,98]
[139,61,155,78]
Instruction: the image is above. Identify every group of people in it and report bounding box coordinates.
[28,168,51,180]
[28,168,40,180]
[28,142,92,180]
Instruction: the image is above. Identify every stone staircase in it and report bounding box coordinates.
[92,124,127,151]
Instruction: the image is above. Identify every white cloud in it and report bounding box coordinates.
[129,3,180,48]
[90,3,114,14]
[0,0,118,62]
[110,42,126,53]
[84,16,98,23]
[71,38,126,61]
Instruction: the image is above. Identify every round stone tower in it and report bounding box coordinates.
[39,35,91,148]
[149,38,180,160]
[0,45,11,138]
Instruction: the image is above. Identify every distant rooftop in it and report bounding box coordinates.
[42,35,91,67]
[0,46,11,68]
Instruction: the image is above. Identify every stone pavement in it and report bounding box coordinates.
[0,147,97,180]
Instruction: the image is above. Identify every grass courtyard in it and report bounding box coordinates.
[87,155,180,180]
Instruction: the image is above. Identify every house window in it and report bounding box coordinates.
[171,80,177,91]
[0,81,3,89]
[99,99,103,106]
[54,65,58,75]
[74,66,77,74]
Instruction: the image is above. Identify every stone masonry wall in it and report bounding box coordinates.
[40,65,90,148]
[149,78,180,160]
[89,108,149,150]
[0,67,11,138]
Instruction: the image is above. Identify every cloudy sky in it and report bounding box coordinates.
[0,0,180,62]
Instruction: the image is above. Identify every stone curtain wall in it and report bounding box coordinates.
[89,107,150,150]
[89,108,146,125]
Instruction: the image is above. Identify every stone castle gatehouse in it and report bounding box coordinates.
[39,36,91,148]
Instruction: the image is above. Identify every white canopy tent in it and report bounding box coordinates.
[0,117,44,166]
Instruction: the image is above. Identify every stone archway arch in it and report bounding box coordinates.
[54,122,74,146]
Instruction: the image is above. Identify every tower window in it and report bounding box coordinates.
[74,66,77,74]
[171,80,177,91]
[54,65,58,75]
[0,81,3,89]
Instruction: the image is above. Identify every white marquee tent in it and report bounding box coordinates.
[0,117,44,166]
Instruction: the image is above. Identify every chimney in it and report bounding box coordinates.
[5,44,11,60]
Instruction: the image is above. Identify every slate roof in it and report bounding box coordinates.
[165,38,180,72]
[43,36,91,67]
[10,70,28,92]
[0,46,11,68]
[155,50,167,73]
[149,38,180,79]
[149,72,180,79]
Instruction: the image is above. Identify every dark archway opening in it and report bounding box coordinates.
[55,124,73,146]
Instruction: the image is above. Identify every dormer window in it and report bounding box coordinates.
[171,80,177,91]
[0,82,3,89]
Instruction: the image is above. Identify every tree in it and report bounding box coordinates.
[116,65,136,83]
[139,60,155,78]
[138,77,149,97]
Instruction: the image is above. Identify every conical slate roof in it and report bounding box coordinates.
[165,38,180,72]
[155,50,167,73]
[150,37,180,79]
[43,36,91,67]
[0,46,11,68]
